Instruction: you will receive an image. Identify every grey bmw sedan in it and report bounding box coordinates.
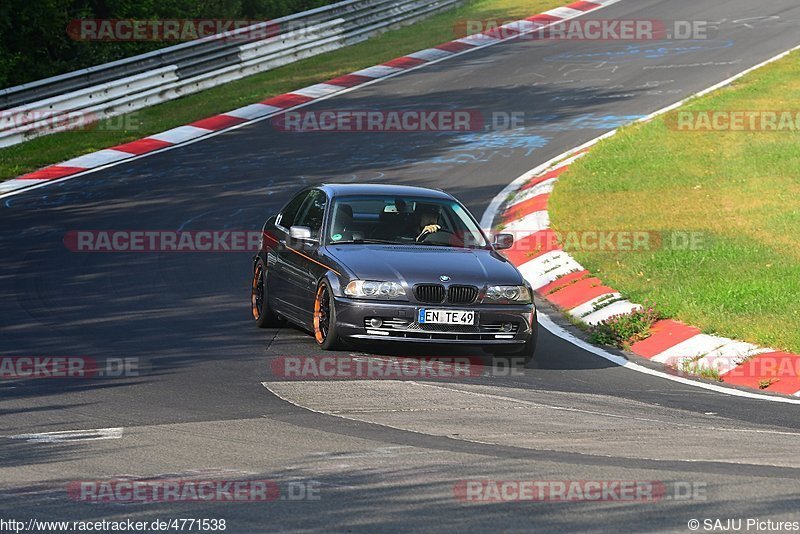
[252,183,537,363]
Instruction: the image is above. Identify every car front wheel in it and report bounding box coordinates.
[313,280,344,350]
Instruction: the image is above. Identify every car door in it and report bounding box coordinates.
[268,189,311,314]
[278,189,328,320]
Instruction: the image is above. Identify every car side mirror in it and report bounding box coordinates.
[290,226,313,240]
[493,233,514,250]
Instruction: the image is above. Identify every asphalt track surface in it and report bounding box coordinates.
[2,0,800,531]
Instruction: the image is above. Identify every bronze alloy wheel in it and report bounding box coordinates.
[312,281,342,350]
[313,284,330,343]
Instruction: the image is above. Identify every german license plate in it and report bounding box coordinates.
[418,309,475,325]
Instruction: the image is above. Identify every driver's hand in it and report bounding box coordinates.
[422,224,440,234]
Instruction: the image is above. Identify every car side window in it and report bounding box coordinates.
[277,191,310,229]
[294,190,327,239]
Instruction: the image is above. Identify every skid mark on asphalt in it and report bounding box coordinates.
[6,427,123,443]
[544,40,736,64]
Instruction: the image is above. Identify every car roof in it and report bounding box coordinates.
[319,183,454,200]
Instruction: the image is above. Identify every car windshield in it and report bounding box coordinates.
[326,195,489,248]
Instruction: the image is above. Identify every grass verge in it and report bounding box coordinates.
[678,360,722,382]
[0,0,567,182]
[550,50,800,354]
[588,305,660,350]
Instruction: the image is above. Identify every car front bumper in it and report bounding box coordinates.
[333,297,536,345]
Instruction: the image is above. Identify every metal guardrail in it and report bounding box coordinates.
[0,0,463,147]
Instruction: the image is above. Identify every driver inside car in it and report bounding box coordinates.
[411,203,442,242]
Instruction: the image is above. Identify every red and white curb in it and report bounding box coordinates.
[0,0,621,197]
[486,45,800,399]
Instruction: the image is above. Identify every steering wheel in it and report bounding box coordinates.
[417,228,456,244]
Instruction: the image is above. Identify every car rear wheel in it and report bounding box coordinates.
[313,280,343,350]
[252,259,281,328]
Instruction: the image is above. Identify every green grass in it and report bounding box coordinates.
[550,50,800,354]
[0,0,567,182]
[588,304,661,350]
[678,360,722,382]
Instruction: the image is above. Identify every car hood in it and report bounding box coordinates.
[324,245,524,287]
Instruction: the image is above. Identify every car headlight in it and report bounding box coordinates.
[484,285,531,304]
[345,280,406,299]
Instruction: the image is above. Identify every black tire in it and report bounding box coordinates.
[251,259,281,328]
[312,280,344,350]
[491,323,538,367]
